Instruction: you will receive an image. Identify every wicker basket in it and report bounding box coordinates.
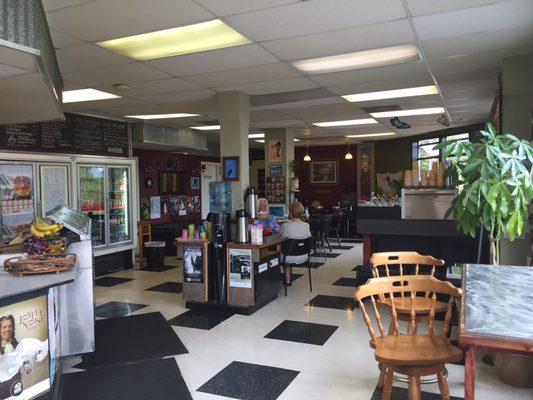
[3,254,77,276]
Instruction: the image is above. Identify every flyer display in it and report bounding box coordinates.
[229,248,252,288]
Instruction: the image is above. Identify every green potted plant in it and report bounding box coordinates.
[436,123,532,265]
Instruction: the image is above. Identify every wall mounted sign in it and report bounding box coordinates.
[222,157,239,181]
[269,164,282,176]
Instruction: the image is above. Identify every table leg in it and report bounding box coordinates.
[464,346,476,400]
[363,234,371,264]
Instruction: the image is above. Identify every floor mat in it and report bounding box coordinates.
[76,312,188,370]
[63,358,192,400]
[168,309,234,330]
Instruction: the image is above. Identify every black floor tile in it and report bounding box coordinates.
[305,295,357,311]
[146,281,183,294]
[139,264,177,272]
[351,266,359,271]
[310,252,341,258]
[332,277,359,287]
[329,245,354,250]
[63,358,192,400]
[264,320,338,346]
[371,385,463,400]
[280,273,303,282]
[293,262,324,269]
[168,309,234,330]
[198,361,299,400]
[95,301,148,319]
[94,276,133,287]
[76,312,188,370]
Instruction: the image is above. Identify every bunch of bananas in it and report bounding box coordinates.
[31,217,63,238]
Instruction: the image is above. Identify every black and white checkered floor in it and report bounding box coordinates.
[61,240,532,400]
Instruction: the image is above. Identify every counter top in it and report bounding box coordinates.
[357,218,464,237]
[0,266,76,300]
[227,234,287,249]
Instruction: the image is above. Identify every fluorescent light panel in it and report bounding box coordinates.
[292,44,420,74]
[370,107,445,118]
[294,138,301,142]
[97,19,251,61]
[313,118,377,127]
[62,88,120,103]
[346,132,396,138]
[126,113,199,119]
[342,85,438,102]
[254,139,265,143]
[191,125,220,131]
[248,133,265,139]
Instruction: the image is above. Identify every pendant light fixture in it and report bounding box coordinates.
[345,142,353,160]
[303,144,311,161]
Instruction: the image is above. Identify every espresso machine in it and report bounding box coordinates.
[208,212,230,302]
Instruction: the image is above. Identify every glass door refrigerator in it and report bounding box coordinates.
[78,164,132,250]
[0,163,35,243]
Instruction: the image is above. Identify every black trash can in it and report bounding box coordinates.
[145,241,166,269]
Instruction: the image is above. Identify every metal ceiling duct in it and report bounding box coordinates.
[132,122,208,152]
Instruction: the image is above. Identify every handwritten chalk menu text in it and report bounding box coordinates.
[0,113,128,156]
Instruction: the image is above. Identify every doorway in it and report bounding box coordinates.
[200,161,221,219]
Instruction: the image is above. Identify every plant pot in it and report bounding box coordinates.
[494,353,533,388]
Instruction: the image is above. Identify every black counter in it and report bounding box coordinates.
[357,218,464,237]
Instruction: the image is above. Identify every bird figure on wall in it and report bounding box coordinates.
[385,176,402,196]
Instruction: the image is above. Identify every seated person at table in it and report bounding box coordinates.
[280,201,311,284]
[257,198,280,234]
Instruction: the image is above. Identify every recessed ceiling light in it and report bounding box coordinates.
[190,125,220,131]
[126,113,199,119]
[342,85,438,102]
[248,133,265,139]
[62,88,121,103]
[292,44,420,74]
[346,132,396,138]
[97,19,251,61]
[254,139,265,143]
[370,107,445,118]
[294,138,301,142]
[313,118,377,127]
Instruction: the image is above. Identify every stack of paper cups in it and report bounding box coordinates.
[404,170,412,187]
[420,170,428,186]
[411,161,419,187]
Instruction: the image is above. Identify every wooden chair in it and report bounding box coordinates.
[370,252,447,334]
[137,220,152,267]
[355,275,463,400]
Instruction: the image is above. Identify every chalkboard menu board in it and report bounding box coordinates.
[0,113,128,156]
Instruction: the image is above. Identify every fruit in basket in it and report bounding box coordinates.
[23,235,69,256]
[31,217,63,238]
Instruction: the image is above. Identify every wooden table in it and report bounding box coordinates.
[458,264,533,400]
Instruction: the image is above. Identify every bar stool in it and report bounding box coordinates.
[137,220,152,267]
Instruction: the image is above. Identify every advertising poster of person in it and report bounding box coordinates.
[229,248,252,288]
[150,196,161,219]
[268,140,282,162]
[183,247,203,283]
[0,296,49,400]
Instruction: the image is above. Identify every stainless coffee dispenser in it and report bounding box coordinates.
[235,209,249,243]
[245,187,258,219]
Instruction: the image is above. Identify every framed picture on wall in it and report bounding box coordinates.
[190,177,200,190]
[269,164,282,176]
[310,160,338,184]
[222,157,239,181]
[268,139,282,161]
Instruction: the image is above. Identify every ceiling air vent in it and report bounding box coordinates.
[132,122,208,151]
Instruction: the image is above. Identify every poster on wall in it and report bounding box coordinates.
[377,171,403,197]
[183,247,203,283]
[360,143,372,201]
[40,165,69,215]
[268,139,282,162]
[150,196,161,219]
[0,295,50,400]
[140,197,150,220]
[229,248,252,288]
[310,160,338,184]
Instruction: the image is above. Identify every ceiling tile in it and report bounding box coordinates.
[406,0,505,16]
[312,61,430,87]
[251,120,306,128]
[262,19,415,61]
[62,63,171,86]
[183,63,301,88]
[412,0,533,41]
[422,26,533,60]
[250,109,294,122]
[42,0,94,12]
[56,43,132,73]
[91,103,174,116]
[327,77,436,96]
[160,98,219,115]
[281,102,368,120]
[146,44,279,76]
[225,0,406,41]
[0,64,30,79]
[218,77,319,95]
[46,0,213,42]
[134,88,216,104]
[195,0,298,16]
[49,30,85,48]
[96,78,200,97]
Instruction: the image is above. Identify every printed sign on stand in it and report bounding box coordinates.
[229,248,252,288]
[183,247,203,283]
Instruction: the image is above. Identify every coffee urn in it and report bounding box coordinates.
[235,209,249,243]
[245,187,258,219]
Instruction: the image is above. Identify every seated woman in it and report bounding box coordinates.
[280,201,311,284]
[257,198,280,234]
